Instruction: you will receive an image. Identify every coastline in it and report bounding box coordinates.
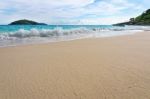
[0,31,150,99]
[0,30,143,48]
[0,24,148,47]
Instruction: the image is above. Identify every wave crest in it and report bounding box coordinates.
[0,28,94,39]
[0,26,145,41]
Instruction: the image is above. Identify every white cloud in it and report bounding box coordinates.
[4,0,94,7]
[0,0,147,24]
[78,17,131,25]
[48,16,132,25]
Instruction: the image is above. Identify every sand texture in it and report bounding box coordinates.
[0,32,150,99]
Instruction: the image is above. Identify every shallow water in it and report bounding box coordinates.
[0,25,149,47]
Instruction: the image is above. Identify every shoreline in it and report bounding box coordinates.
[0,30,143,48]
[0,31,150,99]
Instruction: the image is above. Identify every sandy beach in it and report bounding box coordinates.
[0,32,150,99]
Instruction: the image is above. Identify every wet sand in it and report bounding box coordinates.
[0,32,150,99]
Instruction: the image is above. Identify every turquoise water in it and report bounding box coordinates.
[0,25,114,32]
[0,25,149,47]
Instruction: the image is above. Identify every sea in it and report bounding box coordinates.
[0,25,149,47]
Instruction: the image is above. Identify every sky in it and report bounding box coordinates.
[0,0,149,25]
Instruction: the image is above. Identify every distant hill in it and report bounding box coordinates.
[114,9,150,26]
[9,19,47,25]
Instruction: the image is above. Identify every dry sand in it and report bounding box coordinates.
[0,32,150,99]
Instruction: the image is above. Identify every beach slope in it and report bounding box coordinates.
[0,32,150,99]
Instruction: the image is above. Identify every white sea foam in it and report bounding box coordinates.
[4,28,88,38]
[0,26,147,47]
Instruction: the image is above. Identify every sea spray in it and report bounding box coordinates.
[0,25,149,47]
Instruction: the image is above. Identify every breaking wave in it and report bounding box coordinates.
[0,27,145,39]
[0,28,91,39]
[0,26,148,47]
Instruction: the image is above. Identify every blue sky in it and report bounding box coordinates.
[0,0,149,24]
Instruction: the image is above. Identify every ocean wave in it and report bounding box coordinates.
[0,28,94,40]
[0,26,145,40]
[0,26,146,47]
